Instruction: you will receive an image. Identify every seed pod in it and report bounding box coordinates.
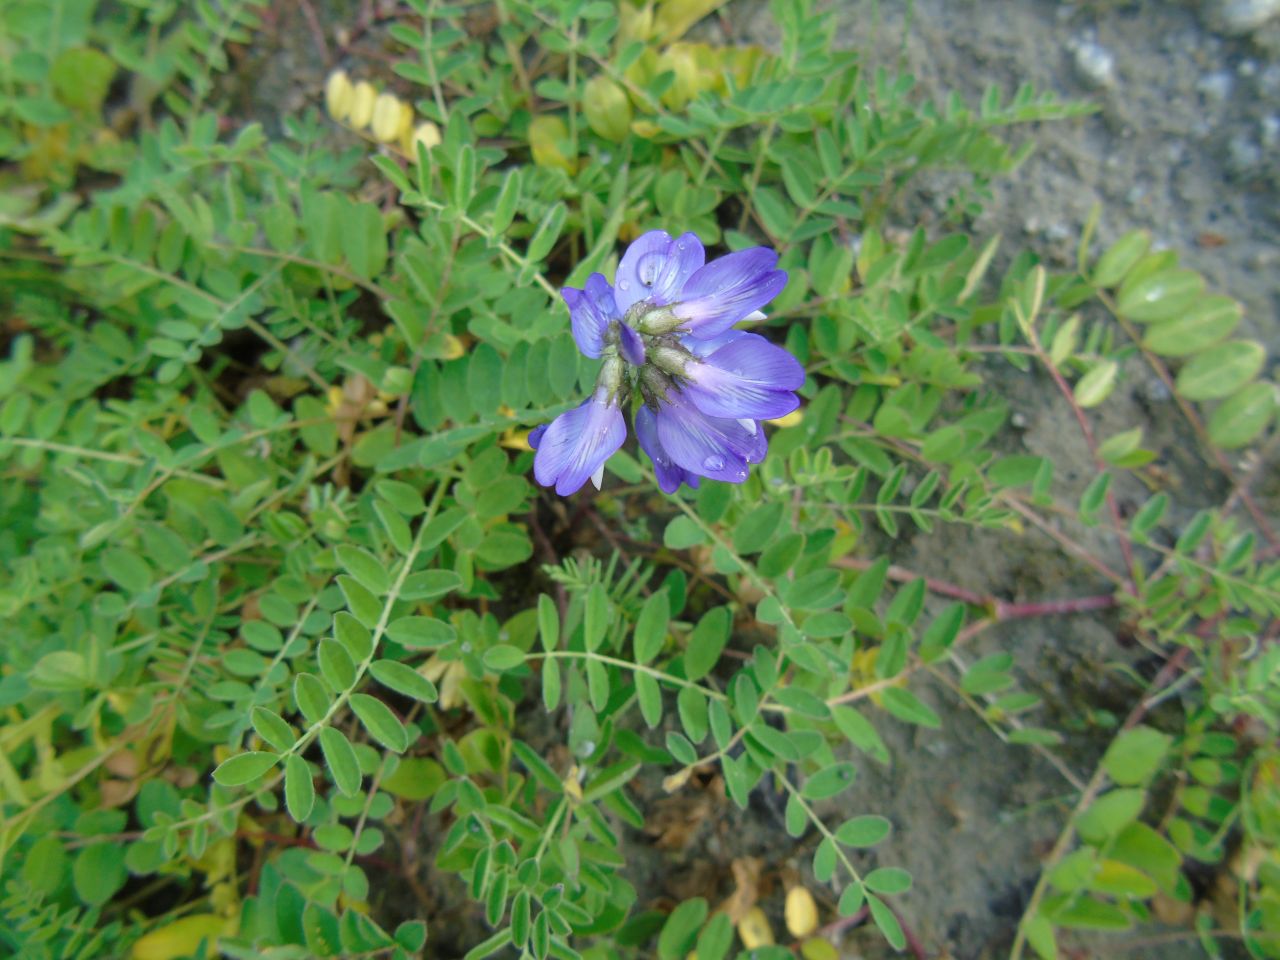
[348,81,377,130]
[325,70,353,121]
[582,75,632,143]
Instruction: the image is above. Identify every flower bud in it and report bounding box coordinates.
[348,81,377,130]
[371,92,406,143]
[582,75,632,143]
[325,70,353,121]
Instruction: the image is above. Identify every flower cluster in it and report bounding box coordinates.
[530,231,804,495]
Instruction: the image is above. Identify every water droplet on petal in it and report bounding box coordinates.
[702,454,726,472]
[618,278,631,291]
[734,469,747,480]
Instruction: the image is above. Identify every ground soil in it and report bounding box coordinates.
[233,1,1278,957]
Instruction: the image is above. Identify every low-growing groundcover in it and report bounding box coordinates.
[2,1,1278,958]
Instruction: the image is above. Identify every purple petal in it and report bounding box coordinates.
[614,230,705,312]
[527,423,548,449]
[654,391,766,484]
[681,333,805,420]
[533,395,626,495]
[673,248,788,339]
[635,404,699,493]
[617,322,646,366]
[679,329,746,359]
[561,273,619,359]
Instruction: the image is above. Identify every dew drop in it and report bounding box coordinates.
[734,468,747,481]
[702,454,726,472]
[618,278,631,291]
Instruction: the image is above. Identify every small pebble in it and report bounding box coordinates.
[1196,70,1235,102]
[1205,0,1280,35]
[1070,38,1117,87]
[1227,134,1264,174]
[1263,115,1280,147]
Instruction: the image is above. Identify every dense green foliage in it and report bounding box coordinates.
[2,1,1278,958]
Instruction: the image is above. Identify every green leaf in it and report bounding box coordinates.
[318,639,357,691]
[1102,725,1169,785]
[319,727,363,796]
[864,867,912,894]
[336,545,390,596]
[370,659,438,703]
[213,751,279,787]
[582,762,640,803]
[1115,268,1204,322]
[867,894,906,949]
[484,645,526,671]
[527,202,566,262]
[542,659,561,711]
[285,755,316,822]
[1074,360,1118,408]
[512,740,562,792]
[837,882,865,918]
[1092,229,1149,287]
[1175,340,1265,401]
[880,687,940,728]
[636,671,663,728]
[676,686,708,743]
[1076,788,1146,844]
[538,593,560,651]
[100,547,153,593]
[1207,382,1276,449]
[350,693,410,752]
[294,673,331,725]
[663,516,706,549]
[251,707,296,752]
[733,502,785,554]
[684,607,730,682]
[584,582,610,652]
[386,616,456,649]
[73,843,127,907]
[695,913,734,960]
[836,815,891,847]
[587,657,609,711]
[802,763,857,800]
[1142,294,1240,356]
[657,898,708,960]
[832,706,889,765]
[337,575,382,627]
[634,591,669,665]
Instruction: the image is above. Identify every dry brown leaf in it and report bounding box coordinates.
[718,856,761,924]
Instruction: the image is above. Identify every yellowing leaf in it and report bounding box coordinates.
[529,116,576,175]
[131,914,236,960]
[652,0,731,44]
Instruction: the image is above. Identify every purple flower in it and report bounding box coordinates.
[531,229,798,497]
[532,386,626,495]
[654,330,804,421]
[613,230,705,312]
[561,272,618,359]
[634,404,700,494]
[669,247,788,340]
[642,387,768,487]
